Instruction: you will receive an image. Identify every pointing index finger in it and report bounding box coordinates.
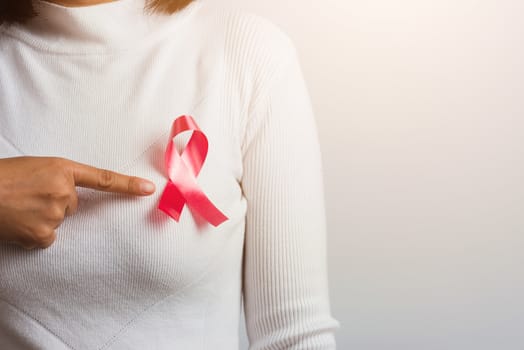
[67,159,156,196]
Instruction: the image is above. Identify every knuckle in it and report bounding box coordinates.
[45,178,72,200]
[45,157,74,193]
[66,204,78,216]
[47,205,65,222]
[33,226,55,245]
[70,196,79,214]
[97,169,115,189]
[17,235,38,250]
[128,177,138,193]
[21,242,37,250]
[49,189,69,202]
[38,234,56,249]
[65,206,77,217]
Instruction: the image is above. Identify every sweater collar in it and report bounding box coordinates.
[2,0,202,54]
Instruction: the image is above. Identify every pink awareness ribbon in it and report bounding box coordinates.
[158,115,228,227]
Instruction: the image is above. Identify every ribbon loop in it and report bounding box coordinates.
[158,115,228,227]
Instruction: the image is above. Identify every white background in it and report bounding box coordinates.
[211,0,524,349]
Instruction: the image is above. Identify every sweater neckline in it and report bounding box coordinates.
[1,0,203,54]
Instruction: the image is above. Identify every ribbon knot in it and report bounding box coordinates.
[158,115,228,227]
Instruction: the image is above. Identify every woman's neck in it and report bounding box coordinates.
[4,0,202,54]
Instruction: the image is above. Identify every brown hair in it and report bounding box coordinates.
[0,0,195,25]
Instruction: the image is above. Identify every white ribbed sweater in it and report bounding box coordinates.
[0,0,339,348]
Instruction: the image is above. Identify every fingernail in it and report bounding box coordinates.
[140,181,156,194]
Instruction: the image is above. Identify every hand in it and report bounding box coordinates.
[0,156,156,250]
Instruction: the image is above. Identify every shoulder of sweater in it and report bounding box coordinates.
[195,1,298,76]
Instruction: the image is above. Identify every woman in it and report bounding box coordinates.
[0,0,339,348]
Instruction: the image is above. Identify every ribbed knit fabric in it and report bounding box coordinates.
[0,0,339,349]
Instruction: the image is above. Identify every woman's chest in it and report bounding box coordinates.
[0,46,247,298]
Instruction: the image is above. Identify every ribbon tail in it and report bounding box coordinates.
[158,181,185,221]
[185,189,229,227]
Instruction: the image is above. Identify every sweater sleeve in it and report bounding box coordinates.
[240,36,340,349]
